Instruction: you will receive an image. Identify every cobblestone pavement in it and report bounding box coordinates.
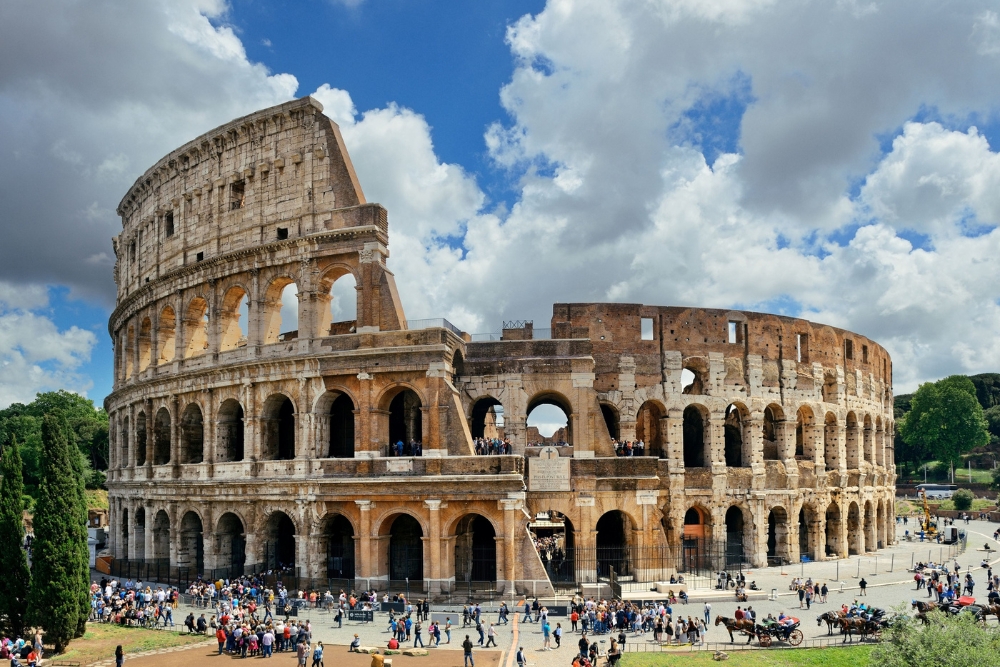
[117,520,1000,667]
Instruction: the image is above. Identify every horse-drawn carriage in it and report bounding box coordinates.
[755,618,804,647]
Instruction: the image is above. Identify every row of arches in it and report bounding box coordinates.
[118,271,358,381]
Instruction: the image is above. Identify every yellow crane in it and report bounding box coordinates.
[921,488,937,538]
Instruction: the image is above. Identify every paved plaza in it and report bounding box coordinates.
[91,518,1000,667]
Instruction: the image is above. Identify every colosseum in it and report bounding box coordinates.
[105,97,896,597]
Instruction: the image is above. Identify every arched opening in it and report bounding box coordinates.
[762,405,782,461]
[388,514,423,582]
[767,507,789,565]
[323,515,356,579]
[133,507,145,560]
[135,412,146,466]
[454,514,497,583]
[876,501,886,549]
[158,306,176,364]
[823,372,838,403]
[216,399,245,462]
[526,394,572,446]
[138,317,152,372]
[795,407,815,458]
[216,513,246,574]
[178,511,204,575]
[121,416,130,467]
[825,503,842,558]
[183,297,209,358]
[824,412,839,471]
[683,405,706,467]
[452,350,465,381]
[600,403,620,441]
[681,363,705,394]
[264,278,299,344]
[316,270,359,336]
[125,325,134,378]
[219,286,249,352]
[875,418,885,466]
[724,404,746,467]
[847,502,862,555]
[596,510,631,578]
[530,513,574,583]
[682,506,711,572]
[798,506,813,561]
[329,393,356,458]
[725,506,746,568]
[470,397,503,440]
[864,502,875,552]
[635,400,665,457]
[153,407,171,465]
[151,510,170,561]
[264,511,296,570]
[262,394,296,460]
[845,412,860,469]
[862,415,873,464]
[120,508,129,560]
[179,403,204,464]
[388,389,423,451]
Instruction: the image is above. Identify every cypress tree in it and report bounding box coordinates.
[68,423,92,638]
[0,435,30,638]
[26,414,84,653]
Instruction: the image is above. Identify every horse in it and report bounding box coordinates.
[714,615,755,643]
[837,617,871,643]
[980,603,1000,624]
[912,600,938,614]
[816,610,844,635]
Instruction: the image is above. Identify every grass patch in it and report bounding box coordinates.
[621,645,873,667]
[932,497,995,512]
[85,489,109,510]
[55,623,207,665]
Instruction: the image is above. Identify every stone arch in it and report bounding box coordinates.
[767,506,790,565]
[178,511,204,574]
[863,500,875,552]
[795,406,816,458]
[216,398,245,462]
[762,404,783,461]
[845,412,860,469]
[183,296,209,358]
[681,357,708,395]
[724,505,752,567]
[798,503,818,561]
[263,275,299,344]
[317,265,359,336]
[600,402,620,441]
[825,502,843,558]
[263,510,297,569]
[862,414,873,464]
[120,507,129,559]
[681,505,712,571]
[321,513,356,579]
[133,506,146,560]
[382,513,424,582]
[153,407,171,465]
[219,285,250,352]
[847,501,862,555]
[636,399,666,457]
[823,412,840,471]
[469,396,504,440]
[179,402,204,464]
[683,403,709,467]
[138,317,152,372]
[328,392,356,458]
[120,415,130,467]
[596,510,633,578]
[876,500,886,549]
[158,305,176,364]
[261,393,296,460]
[724,402,750,467]
[875,417,885,466]
[526,391,573,445]
[453,513,498,583]
[379,385,423,451]
[151,509,170,561]
[215,512,246,573]
[135,411,147,466]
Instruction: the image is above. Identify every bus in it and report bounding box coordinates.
[915,484,957,500]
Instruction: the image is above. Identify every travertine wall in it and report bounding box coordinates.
[105,97,895,596]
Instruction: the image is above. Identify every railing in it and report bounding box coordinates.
[406,318,462,336]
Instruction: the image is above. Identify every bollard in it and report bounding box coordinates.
[890,554,894,572]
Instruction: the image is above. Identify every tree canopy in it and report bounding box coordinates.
[870,607,1000,667]
[899,375,989,471]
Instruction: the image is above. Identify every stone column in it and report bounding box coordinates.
[424,500,443,595]
[501,499,522,594]
[243,382,259,461]
[143,502,155,562]
[170,395,180,467]
[145,399,155,475]
[204,389,216,474]
[295,378,310,460]
[355,501,373,583]
[247,268,261,355]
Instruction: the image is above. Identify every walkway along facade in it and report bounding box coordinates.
[104,97,896,596]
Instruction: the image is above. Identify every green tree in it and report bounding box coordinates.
[26,414,87,652]
[900,375,989,473]
[870,608,1000,667]
[0,435,30,637]
[952,488,974,511]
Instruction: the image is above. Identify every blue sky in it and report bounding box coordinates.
[5,0,1000,406]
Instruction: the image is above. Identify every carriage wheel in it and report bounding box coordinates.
[759,634,772,647]
[788,629,803,646]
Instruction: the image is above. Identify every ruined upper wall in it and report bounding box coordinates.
[551,303,892,393]
[112,97,369,302]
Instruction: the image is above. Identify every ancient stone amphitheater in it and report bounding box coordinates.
[105,97,896,596]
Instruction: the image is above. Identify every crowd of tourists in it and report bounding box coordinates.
[913,559,996,602]
[0,631,44,667]
[785,577,830,608]
[89,578,180,627]
[388,439,423,457]
[611,439,646,456]
[473,437,512,455]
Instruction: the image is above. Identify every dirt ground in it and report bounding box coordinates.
[120,645,504,667]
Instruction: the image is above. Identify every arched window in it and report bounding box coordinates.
[264,278,299,344]
[219,287,249,352]
[724,404,745,467]
[329,393,355,458]
[324,515,355,579]
[153,407,171,465]
[217,399,245,462]
[824,412,839,471]
[262,395,295,460]
[216,513,246,572]
[184,297,209,358]
[388,514,423,581]
[180,403,204,464]
[138,317,152,372]
[454,515,497,583]
[762,405,781,461]
[767,507,789,565]
[329,273,357,335]
[683,405,706,467]
[120,416,129,468]
[725,506,745,567]
[470,397,503,440]
[125,325,134,378]
[600,404,620,441]
[636,401,665,457]
[158,306,176,364]
[178,512,204,574]
[264,512,296,569]
[388,389,423,450]
[135,412,147,466]
[526,394,571,446]
[596,511,631,578]
[152,510,170,560]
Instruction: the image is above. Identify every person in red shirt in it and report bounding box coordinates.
[216,627,227,654]
[734,607,744,621]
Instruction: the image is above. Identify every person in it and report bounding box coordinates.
[115,645,124,667]
[462,635,475,667]
[522,600,533,623]
[554,622,562,648]
[216,626,227,655]
[515,646,526,666]
[335,606,343,628]
[311,642,324,667]
[349,634,361,652]
[703,602,711,625]
[542,619,551,649]
[414,620,424,647]
[859,578,868,596]
[578,633,590,658]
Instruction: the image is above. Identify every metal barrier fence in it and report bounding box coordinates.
[622,634,880,652]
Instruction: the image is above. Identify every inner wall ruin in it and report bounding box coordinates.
[105,96,896,595]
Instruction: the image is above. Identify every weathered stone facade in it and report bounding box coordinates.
[105,97,895,595]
